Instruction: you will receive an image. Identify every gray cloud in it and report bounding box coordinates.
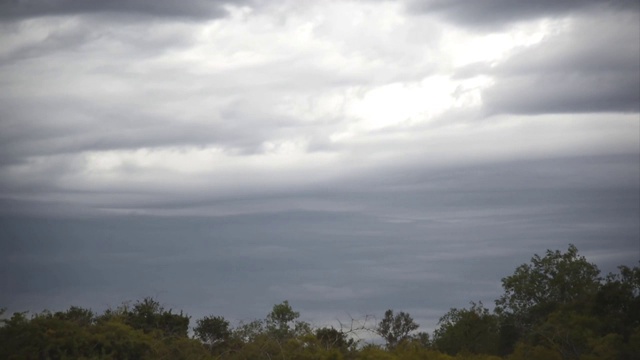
[407,0,639,29]
[1,154,638,329]
[0,0,248,21]
[482,72,639,115]
[455,10,640,115]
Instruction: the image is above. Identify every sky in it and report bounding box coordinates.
[0,0,639,335]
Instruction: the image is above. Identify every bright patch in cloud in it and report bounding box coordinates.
[442,18,555,67]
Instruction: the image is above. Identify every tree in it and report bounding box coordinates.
[492,245,630,359]
[265,300,310,340]
[433,302,500,356]
[315,326,356,351]
[530,308,599,359]
[376,309,419,349]
[90,319,156,359]
[495,244,601,337]
[411,331,431,348]
[53,306,95,327]
[593,265,640,339]
[124,297,190,338]
[233,319,266,343]
[194,315,231,353]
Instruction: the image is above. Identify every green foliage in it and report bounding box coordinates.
[531,309,599,359]
[391,341,450,360]
[315,326,356,351]
[123,297,190,338]
[594,264,640,341]
[377,309,419,349]
[0,300,207,360]
[507,342,563,360]
[232,318,265,343]
[494,244,602,355]
[433,302,500,356]
[194,315,231,355]
[411,331,431,348]
[265,299,311,341]
[357,344,397,360]
[495,246,639,360]
[582,333,623,360]
[495,244,600,323]
[90,319,155,359]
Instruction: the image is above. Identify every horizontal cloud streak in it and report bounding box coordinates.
[0,0,248,20]
[408,0,639,29]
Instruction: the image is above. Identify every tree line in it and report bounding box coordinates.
[1,244,638,359]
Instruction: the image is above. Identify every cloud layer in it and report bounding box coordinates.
[1,0,638,330]
[0,0,248,20]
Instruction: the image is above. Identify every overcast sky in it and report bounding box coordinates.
[1,0,639,334]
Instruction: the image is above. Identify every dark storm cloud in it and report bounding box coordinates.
[408,0,639,29]
[0,0,249,21]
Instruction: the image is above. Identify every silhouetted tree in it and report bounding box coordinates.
[377,309,419,349]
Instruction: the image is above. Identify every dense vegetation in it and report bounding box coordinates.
[1,245,638,359]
